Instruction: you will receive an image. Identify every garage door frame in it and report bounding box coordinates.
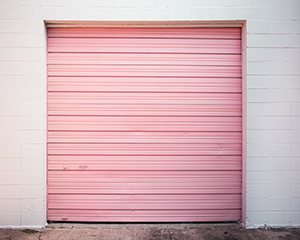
[45,20,247,226]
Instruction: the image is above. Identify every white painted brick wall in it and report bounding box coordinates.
[0,0,299,229]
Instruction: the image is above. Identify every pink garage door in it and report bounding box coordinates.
[47,27,242,222]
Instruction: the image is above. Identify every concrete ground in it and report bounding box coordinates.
[1,223,300,240]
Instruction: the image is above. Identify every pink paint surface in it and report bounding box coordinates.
[47,27,242,222]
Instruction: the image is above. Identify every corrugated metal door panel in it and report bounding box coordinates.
[48,132,243,143]
[47,143,242,155]
[49,210,241,222]
[47,27,241,39]
[47,116,242,132]
[48,195,242,210]
[48,155,242,171]
[47,27,242,222]
[47,77,242,92]
[48,65,241,78]
[48,104,242,116]
[48,53,241,65]
[47,38,241,54]
[48,92,242,104]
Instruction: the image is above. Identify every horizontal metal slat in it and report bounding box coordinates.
[48,194,241,201]
[47,143,242,156]
[47,77,242,92]
[48,194,241,210]
[48,177,241,184]
[48,38,241,54]
[47,53,241,66]
[47,132,242,144]
[48,184,242,194]
[48,177,241,185]
[48,170,242,191]
[47,65,241,78]
[48,116,242,132]
[47,27,241,39]
[48,170,241,177]
[48,209,242,222]
[47,155,242,171]
[47,103,242,117]
[49,202,241,210]
[47,92,242,105]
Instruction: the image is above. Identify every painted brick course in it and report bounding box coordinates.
[0,0,299,228]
